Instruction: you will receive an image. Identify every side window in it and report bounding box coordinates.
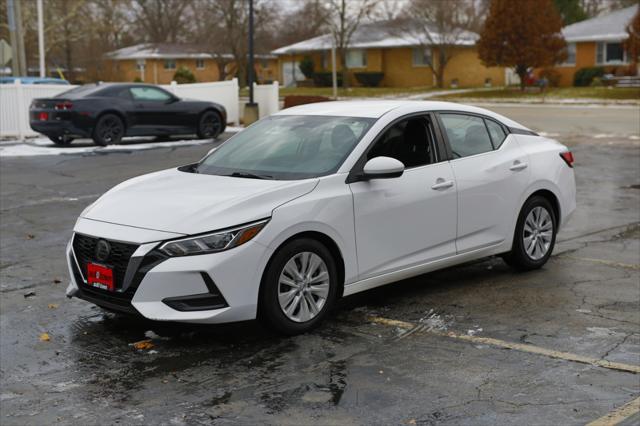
[440,114,493,158]
[129,87,172,102]
[367,116,435,168]
[485,119,507,148]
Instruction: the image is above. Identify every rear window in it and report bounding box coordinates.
[55,85,103,99]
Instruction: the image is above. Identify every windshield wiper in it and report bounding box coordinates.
[226,171,273,180]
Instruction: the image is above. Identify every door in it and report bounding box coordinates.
[129,86,181,133]
[437,113,530,253]
[281,61,304,87]
[349,115,458,280]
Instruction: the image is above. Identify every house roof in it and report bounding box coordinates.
[106,43,276,60]
[271,20,478,55]
[562,5,638,43]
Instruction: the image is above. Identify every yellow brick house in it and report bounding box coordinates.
[102,43,278,84]
[554,5,638,87]
[271,20,508,88]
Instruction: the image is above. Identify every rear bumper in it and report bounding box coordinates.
[66,222,274,324]
[30,120,91,138]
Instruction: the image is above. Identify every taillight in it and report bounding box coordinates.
[560,151,574,168]
[54,101,72,110]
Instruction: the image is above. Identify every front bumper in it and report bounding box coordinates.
[66,221,274,324]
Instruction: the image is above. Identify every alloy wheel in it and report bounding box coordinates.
[100,117,122,143]
[523,206,553,260]
[277,252,330,323]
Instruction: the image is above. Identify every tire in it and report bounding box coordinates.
[48,135,73,146]
[197,110,222,139]
[92,114,124,146]
[503,195,557,271]
[259,238,339,335]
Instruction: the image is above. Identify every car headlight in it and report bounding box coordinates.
[159,219,269,257]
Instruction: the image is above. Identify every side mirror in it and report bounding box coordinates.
[166,96,179,104]
[362,156,404,180]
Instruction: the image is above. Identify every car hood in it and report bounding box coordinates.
[82,168,318,235]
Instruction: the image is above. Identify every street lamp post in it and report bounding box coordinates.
[243,0,259,125]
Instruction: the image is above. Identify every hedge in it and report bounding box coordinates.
[354,72,384,87]
[573,67,604,87]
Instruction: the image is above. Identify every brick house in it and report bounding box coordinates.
[102,43,278,84]
[271,20,510,88]
[555,5,638,86]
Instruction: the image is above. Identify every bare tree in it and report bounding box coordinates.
[132,0,191,43]
[322,0,378,88]
[399,0,483,88]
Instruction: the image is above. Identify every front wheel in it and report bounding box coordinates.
[197,111,222,139]
[503,196,557,271]
[259,239,339,335]
[92,114,124,146]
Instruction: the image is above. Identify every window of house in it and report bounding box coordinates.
[412,47,432,66]
[322,51,329,69]
[130,87,173,102]
[136,59,146,71]
[346,49,367,68]
[164,59,177,70]
[439,114,494,158]
[484,119,507,149]
[367,116,436,168]
[597,41,626,64]
[196,58,205,70]
[561,42,576,65]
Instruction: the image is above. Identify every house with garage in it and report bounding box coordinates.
[555,5,638,86]
[271,20,510,88]
[102,43,278,84]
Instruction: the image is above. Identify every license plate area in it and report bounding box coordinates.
[87,263,114,292]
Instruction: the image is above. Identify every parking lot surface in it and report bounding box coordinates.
[1,107,639,425]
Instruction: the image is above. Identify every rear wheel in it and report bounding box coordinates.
[48,135,73,146]
[92,114,124,146]
[197,110,222,139]
[259,238,339,335]
[503,196,557,271]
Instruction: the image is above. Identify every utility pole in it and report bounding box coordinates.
[6,0,20,76]
[14,0,27,76]
[37,0,45,77]
[243,0,259,125]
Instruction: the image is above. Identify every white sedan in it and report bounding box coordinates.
[66,101,576,334]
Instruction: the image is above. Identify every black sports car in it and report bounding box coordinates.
[29,83,226,146]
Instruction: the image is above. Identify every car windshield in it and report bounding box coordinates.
[55,85,103,99]
[195,115,376,180]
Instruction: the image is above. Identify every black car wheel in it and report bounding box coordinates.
[197,111,222,139]
[48,135,74,146]
[502,195,557,271]
[92,114,124,146]
[259,238,339,335]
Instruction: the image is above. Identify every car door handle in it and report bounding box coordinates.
[510,161,528,171]
[431,179,454,190]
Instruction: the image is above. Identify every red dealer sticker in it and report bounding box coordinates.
[87,263,114,292]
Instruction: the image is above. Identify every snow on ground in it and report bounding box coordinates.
[0,127,242,158]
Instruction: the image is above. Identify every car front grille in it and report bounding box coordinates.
[72,233,138,289]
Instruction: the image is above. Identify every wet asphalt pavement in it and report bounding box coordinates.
[1,106,639,425]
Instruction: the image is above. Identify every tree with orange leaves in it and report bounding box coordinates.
[478,0,567,90]
[625,7,640,73]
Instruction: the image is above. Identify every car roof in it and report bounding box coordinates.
[275,100,531,131]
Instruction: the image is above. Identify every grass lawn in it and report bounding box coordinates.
[432,86,640,101]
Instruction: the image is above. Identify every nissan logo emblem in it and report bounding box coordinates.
[95,240,111,262]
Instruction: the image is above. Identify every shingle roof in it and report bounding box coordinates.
[106,43,276,60]
[271,20,478,55]
[562,5,638,42]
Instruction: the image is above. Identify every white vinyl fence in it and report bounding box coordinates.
[0,79,280,139]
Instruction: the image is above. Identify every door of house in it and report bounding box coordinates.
[281,61,304,87]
